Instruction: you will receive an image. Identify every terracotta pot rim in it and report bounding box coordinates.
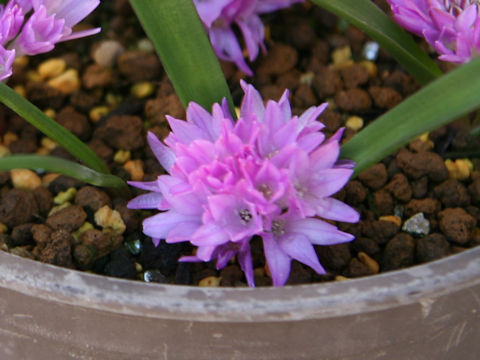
[1,247,479,322]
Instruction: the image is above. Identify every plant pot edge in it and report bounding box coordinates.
[1,246,479,322]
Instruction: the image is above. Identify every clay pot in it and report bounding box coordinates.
[0,247,479,359]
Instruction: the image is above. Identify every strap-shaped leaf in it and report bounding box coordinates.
[341,58,480,174]
[311,0,442,85]
[0,83,109,174]
[129,0,234,112]
[0,155,127,192]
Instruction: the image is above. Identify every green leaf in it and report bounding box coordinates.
[0,155,128,193]
[311,0,442,85]
[341,58,480,175]
[0,83,109,174]
[129,0,234,113]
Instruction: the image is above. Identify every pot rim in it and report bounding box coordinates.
[1,246,479,322]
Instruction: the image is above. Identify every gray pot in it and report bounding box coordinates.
[0,246,479,360]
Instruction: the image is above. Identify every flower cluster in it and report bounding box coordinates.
[128,81,359,287]
[193,0,304,75]
[0,0,100,81]
[387,0,480,63]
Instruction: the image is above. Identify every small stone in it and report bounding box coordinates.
[445,159,473,180]
[41,137,57,151]
[47,69,80,94]
[379,215,402,227]
[143,270,168,283]
[104,248,137,279]
[72,222,94,242]
[402,213,430,237]
[94,205,126,235]
[73,244,97,268]
[434,179,470,208]
[438,208,476,245]
[75,186,111,212]
[36,229,74,267]
[357,251,379,273]
[358,163,388,190]
[345,116,364,131]
[92,40,125,67]
[89,106,110,123]
[53,187,77,205]
[199,276,221,287]
[362,41,379,60]
[46,204,87,232]
[82,64,113,89]
[332,45,352,66]
[416,233,450,263]
[37,58,67,79]
[0,223,7,233]
[383,233,416,271]
[117,50,161,81]
[123,159,144,181]
[10,169,41,190]
[113,149,131,164]
[125,237,142,256]
[131,81,155,98]
[0,189,38,227]
[344,258,375,278]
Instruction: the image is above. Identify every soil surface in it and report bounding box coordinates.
[0,0,479,287]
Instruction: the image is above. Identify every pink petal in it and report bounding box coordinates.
[262,233,291,286]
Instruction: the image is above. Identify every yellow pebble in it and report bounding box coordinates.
[198,276,221,287]
[41,137,58,150]
[13,56,28,68]
[11,169,41,190]
[124,159,144,181]
[37,58,67,79]
[44,108,56,119]
[3,132,18,147]
[135,263,143,273]
[72,222,94,242]
[332,46,352,66]
[0,223,7,234]
[359,60,377,78]
[47,69,80,94]
[0,145,10,157]
[131,81,155,98]
[26,70,41,82]
[48,202,71,216]
[335,275,349,281]
[379,215,402,227]
[345,116,364,132]
[445,158,472,180]
[113,149,131,164]
[54,187,77,205]
[13,85,26,97]
[299,71,315,86]
[89,106,110,123]
[35,147,50,155]
[94,205,126,235]
[42,173,61,186]
[105,93,122,107]
[358,252,380,274]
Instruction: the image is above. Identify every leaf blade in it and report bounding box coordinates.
[341,58,480,174]
[0,83,109,174]
[129,0,234,112]
[0,155,127,192]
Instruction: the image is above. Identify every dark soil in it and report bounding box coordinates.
[0,0,478,287]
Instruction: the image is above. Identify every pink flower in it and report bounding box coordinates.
[0,0,100,80]
[387,0,480,63]
[193,0,304,75]
[128,81,359,287]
